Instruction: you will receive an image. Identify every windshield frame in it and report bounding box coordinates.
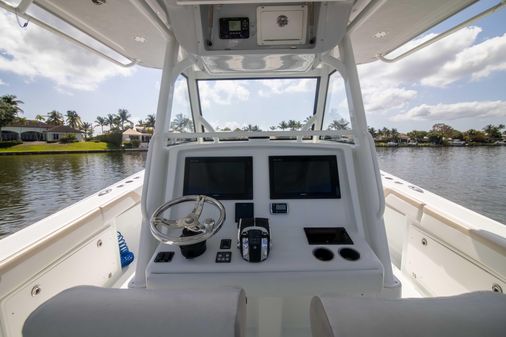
[194,76,322,133]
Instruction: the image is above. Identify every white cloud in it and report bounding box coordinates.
[173,77,189,104]
[422,32,506,87]
[198,80,250,107]
[359,27,483,86]
[0,78,6,86]
[0,12,133,92]
[362,86,417,112]
[258,78,315,97]
[393,100,506,121]
[356,26,506,117]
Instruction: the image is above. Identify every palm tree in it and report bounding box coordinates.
[242,124,261,131]
[287,120,302,131]
[327,118,349,130]
[105,114,117,132]
[0,95,24,139]
[278,121,288,130]
[94,116,107,134]
[81,122,93,140]
[35,114,45,122]
[137,119,144,127]
[390,128,400,142]
[170,113,192,132]
[113,116,122,130]
[117,109,132,130]
[381,127,391,140]
[66,110,82,129]
[1,95,24,114]
[46,110,64,126]
[144,114,156,128]
[368,127,377,138]
[483,124,505,140]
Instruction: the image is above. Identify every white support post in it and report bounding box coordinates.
[132,37,179,288]
[339,34,396,289]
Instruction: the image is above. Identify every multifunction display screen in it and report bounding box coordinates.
[183,157,253,199]
[219,17,249,39]
[269,155,340,199]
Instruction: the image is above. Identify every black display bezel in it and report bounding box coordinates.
[269,155,340,199]
[219,17,249,39]
[183,156,253,200]
[304,227,353,245]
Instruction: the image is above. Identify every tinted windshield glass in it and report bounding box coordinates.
[197,78,318,131]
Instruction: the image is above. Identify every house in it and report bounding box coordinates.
[1,120,84,142]
[46,125,84,142]
[1,120,50,141]
[122,127,152,145]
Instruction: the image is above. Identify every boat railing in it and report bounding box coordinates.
[164,129,355,145]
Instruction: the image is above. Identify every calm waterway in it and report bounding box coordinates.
[0,147,505,238]
[376,146,506,225]
[0,152,146,238]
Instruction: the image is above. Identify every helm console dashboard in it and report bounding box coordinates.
[146,141,384,297]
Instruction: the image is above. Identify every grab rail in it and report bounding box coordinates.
[367,134,385,219]
[165,129,354,143]
[378,0,506,63]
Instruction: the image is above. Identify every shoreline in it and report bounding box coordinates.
[1,142,504,155]
[0,148,147,156]
[375,143,505,148]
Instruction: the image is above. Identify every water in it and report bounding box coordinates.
[0,147,505,239]
[0,152,146,238]
[376,146,506,225]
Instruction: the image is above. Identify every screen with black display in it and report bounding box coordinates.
[269,156,340,199]
[183,157,253,200]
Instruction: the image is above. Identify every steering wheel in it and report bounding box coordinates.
[150,195,226,246]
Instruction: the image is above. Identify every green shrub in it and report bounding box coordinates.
[59,134,77,143]
[130,139,140,148]
[95,131,123,148]
[0,140,22,148]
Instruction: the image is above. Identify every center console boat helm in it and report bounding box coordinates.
[1,0,506,336]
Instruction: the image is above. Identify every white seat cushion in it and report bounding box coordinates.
[23,286,246,337]
[310,291,506,337]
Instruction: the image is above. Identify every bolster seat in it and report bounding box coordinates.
[23,286,246,337]
[310,291,506,337]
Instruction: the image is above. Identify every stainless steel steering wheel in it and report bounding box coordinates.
[150,195,226,246]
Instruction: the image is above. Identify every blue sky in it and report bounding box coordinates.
[1,1,505,133]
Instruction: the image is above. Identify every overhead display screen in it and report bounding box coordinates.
[269,156,340,199]
[183,157,253,200]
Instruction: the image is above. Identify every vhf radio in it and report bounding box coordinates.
[238,218,271,262]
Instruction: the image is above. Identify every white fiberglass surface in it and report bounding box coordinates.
[197,78,318,131]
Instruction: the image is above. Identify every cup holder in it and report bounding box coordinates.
[313,247,334,262]
[339,248,360,261]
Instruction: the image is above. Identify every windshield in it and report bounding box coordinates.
[197,78,318,131]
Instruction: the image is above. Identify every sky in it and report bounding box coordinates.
[1,0,505,133]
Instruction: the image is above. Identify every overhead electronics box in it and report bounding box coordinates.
[256,5,308,45]
[165,0,353,71]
